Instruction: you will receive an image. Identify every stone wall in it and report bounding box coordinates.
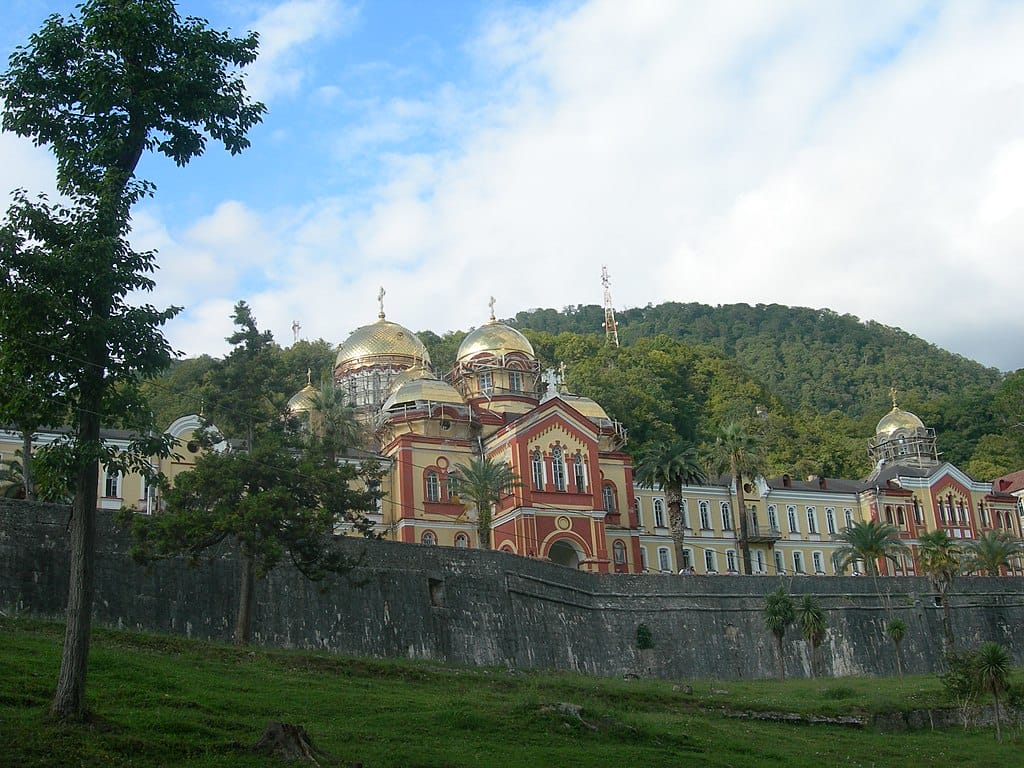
[2,500,1022,680]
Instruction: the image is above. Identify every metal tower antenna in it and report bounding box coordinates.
[601,265,619,347]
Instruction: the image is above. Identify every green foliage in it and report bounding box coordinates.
[886,619,907,679]
[451,456,521,549]
[961,531,1024,576]
[636,623,654,651]
[796,595,827,677]
[635,439,704,567]
[832,520,908,577]
[764,587,796,680]
[941,643,1013,738]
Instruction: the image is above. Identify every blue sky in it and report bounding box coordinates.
[2,1,1024,373]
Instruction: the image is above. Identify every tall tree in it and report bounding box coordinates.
[709,422,765,575]
[961,531,1023,576]
[916,530,961,652]
[451,456,520,549]
[634,439,705,570]
[763,586,795,681]
[0,0,264,720]
[975,642,1011,742]
[796,594,827,678]
[886,619,907,679]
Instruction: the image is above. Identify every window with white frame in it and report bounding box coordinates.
[104,470,120,498]
[844,508,854,528]
[573,452,585,492]
[455,533,469,548]
[479,371,493,395]
[755,550,765,574]
[639,547,648,571]
[812,551,824,574]
[681,548,693,568]
[774,550,785,575]
[422,531,437,545]
[508,370,522,393]
[603,483,617,513]
[680,498,690,529]
[787,505,798,533]
[653,498,666,528]
[793,551,804,574]
[705,549,717,573]
[658,547,671,572]
[531,450,544,490]
[806,506,817,534]
[699,500,711,529]
[425,471,441,503]
[726,549,738,572]
[551,446,566,491]
[826,507,836,535]
[634,497,643,526]
[613,540,626,564]
[767,504,778,530]
[721,501,733,531]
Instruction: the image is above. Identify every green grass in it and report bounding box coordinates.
[0,616,1020,767]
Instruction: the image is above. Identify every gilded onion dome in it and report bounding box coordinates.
[559,393,610,421]
[335,317,430,372]
[875,390,925,437]
[382,374,466,411]
[456,300,534,362]
[287,370,318,414]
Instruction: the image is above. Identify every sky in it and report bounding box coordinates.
[2,0,1023,372]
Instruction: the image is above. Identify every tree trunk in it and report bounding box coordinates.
[51,411,100,720]
[940,587,955,652]
[734,472,752,575]
[775,635,786,680]
[235,545,256,645]
[21,429,35,501]
[668,489,686,569]
[993,692,1002,742]
[894,641,904,679]
[250,721,333,764]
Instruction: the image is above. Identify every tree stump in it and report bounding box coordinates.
[250,721,335,765]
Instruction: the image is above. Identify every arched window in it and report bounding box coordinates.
[699,500,711,529]
[653,498,666,528]
[573,452,586,492]
[825,507,836,534]
[721,502,733,531]
[603,483,617,513]
[767,504,779,530]
[421,531,437,546]
[844,508,854,528]
[612,540,626,564]
[531,450,544,490]
[634,497,643,526]
[787,505,799,533]
[552,446,566,491]
[454,533,469,548]
[806,506,817,534]
[425,471,441,503]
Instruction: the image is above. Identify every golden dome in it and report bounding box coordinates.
[559,393,610,421]
[385,362,433,397]
[876,406,924,437]
[382,375,466,411]
[457,320,534,362]
[287,383,319,414]
[335,318,430,371]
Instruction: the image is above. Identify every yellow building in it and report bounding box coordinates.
[3,302,1022,579]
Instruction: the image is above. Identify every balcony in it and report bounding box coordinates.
[742,523,782,544]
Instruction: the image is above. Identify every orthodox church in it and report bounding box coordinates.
[283,294,1023,578]
[3,293,1022,578]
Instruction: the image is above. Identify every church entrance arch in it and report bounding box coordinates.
[548,538,583,569]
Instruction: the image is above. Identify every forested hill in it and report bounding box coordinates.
[509,302,1001,420]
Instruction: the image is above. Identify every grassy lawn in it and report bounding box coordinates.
[0,616,1019,767]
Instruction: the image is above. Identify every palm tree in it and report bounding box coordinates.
[886,619,907,679]
[634,439,705,571]
[308,378,363,462]
[917,530,961,652]
[764,586,795,680]
[962,531,1023,576]
[709,422,765,575]
[796,594,827,677]
[975,642,1011,741]
[451,456,520,550]
[833,520,907,577]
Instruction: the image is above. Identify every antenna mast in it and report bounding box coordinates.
[601,265,619,347]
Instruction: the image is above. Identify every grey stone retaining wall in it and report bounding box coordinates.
[2,500,1022,680]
